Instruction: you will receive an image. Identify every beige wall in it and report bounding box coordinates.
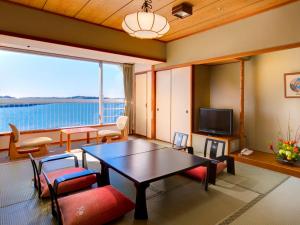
[0,1,166,61]
[250,48,300,152]
[203,48,300,152]
[209,63,240,135]
[193,65,210,132]
[156,1,300,69]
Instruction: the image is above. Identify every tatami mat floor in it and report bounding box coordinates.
[0,138,298,225]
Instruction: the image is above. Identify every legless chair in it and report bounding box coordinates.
[9,124,53,160]
[172,132,189,150]
[98,116,128,143]
[185,138,235,185]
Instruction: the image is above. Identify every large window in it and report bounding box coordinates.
[0,50,125,132]
[101,63,125,124]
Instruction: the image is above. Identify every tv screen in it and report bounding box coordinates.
[199,108,233,136]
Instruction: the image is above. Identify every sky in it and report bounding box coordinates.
[0,50,124,98]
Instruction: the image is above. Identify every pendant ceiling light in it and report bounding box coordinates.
[122,0,170,39]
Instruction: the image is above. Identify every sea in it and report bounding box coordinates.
[0,102,125,132]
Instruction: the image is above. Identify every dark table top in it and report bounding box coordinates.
[81,139,164,161]
[105,148,210,184]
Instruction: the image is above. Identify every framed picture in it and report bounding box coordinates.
[284,72,300,98]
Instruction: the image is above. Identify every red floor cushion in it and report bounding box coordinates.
[58,185,135,225]
[184,162,227,181]
[185,166,207,181]
[216,161,227,174]
[40,167,97,198]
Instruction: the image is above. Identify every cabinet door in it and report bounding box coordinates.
[171,67,191,144]
[156,70,171,142]
[135,73,147,136]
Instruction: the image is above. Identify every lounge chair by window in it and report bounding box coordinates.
[9,123,52,160]
[98,116,128,143]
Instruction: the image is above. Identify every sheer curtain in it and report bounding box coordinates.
[123,64,134,134]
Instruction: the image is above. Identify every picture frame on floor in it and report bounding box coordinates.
[284,72,300,98]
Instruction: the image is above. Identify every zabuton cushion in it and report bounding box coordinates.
[185,166,207,181]
[40,167,97,198]
[216,162,227,174]
[58,185,135,225]
[185,162,227,181]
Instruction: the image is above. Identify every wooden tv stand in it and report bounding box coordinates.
[192,132,240,155]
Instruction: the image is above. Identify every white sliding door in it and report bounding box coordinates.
[171,67,191,143]
[156,70,171,142]
[135,73,147,136]
[146,72,152,138]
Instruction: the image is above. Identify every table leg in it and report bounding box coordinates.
[87,132,90,144]
[205,161,210,191]
[100,162,110,186]
[134,182,150,220]
[59,131,63,147]
[96,132,99,144]
[82,151,87,169]
[67,134,71,152]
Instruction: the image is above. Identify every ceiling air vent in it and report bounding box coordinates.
[172,3,193,19]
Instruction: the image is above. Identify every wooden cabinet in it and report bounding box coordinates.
[156,67,191,143]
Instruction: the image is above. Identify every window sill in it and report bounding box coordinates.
[0,123,116,137]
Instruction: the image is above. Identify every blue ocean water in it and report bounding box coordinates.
[0,102,125,132]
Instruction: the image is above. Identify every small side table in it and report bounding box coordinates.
[60,127,99,152]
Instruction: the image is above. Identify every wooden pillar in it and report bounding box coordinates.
[151,65,156,139]
[239,60,245,149]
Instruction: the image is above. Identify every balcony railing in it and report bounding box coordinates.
[0,98,125,132]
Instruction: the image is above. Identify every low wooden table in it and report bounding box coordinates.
[60,127,99,152]
[81,140,210,219]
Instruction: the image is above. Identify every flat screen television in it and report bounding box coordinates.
[199,108,233,136]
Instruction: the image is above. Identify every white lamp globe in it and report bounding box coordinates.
[122,1,170,39]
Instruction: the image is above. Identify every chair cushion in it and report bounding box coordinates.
[58,185,135,225]
[116,116,128,130]
[98,129,121,137]
[20,137,53,148]
[184,162,227,181]
[40,167,97,198]
[184,166,207,181]
[216,161,227,174]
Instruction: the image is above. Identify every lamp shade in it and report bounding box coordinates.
[122,12,170,39]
